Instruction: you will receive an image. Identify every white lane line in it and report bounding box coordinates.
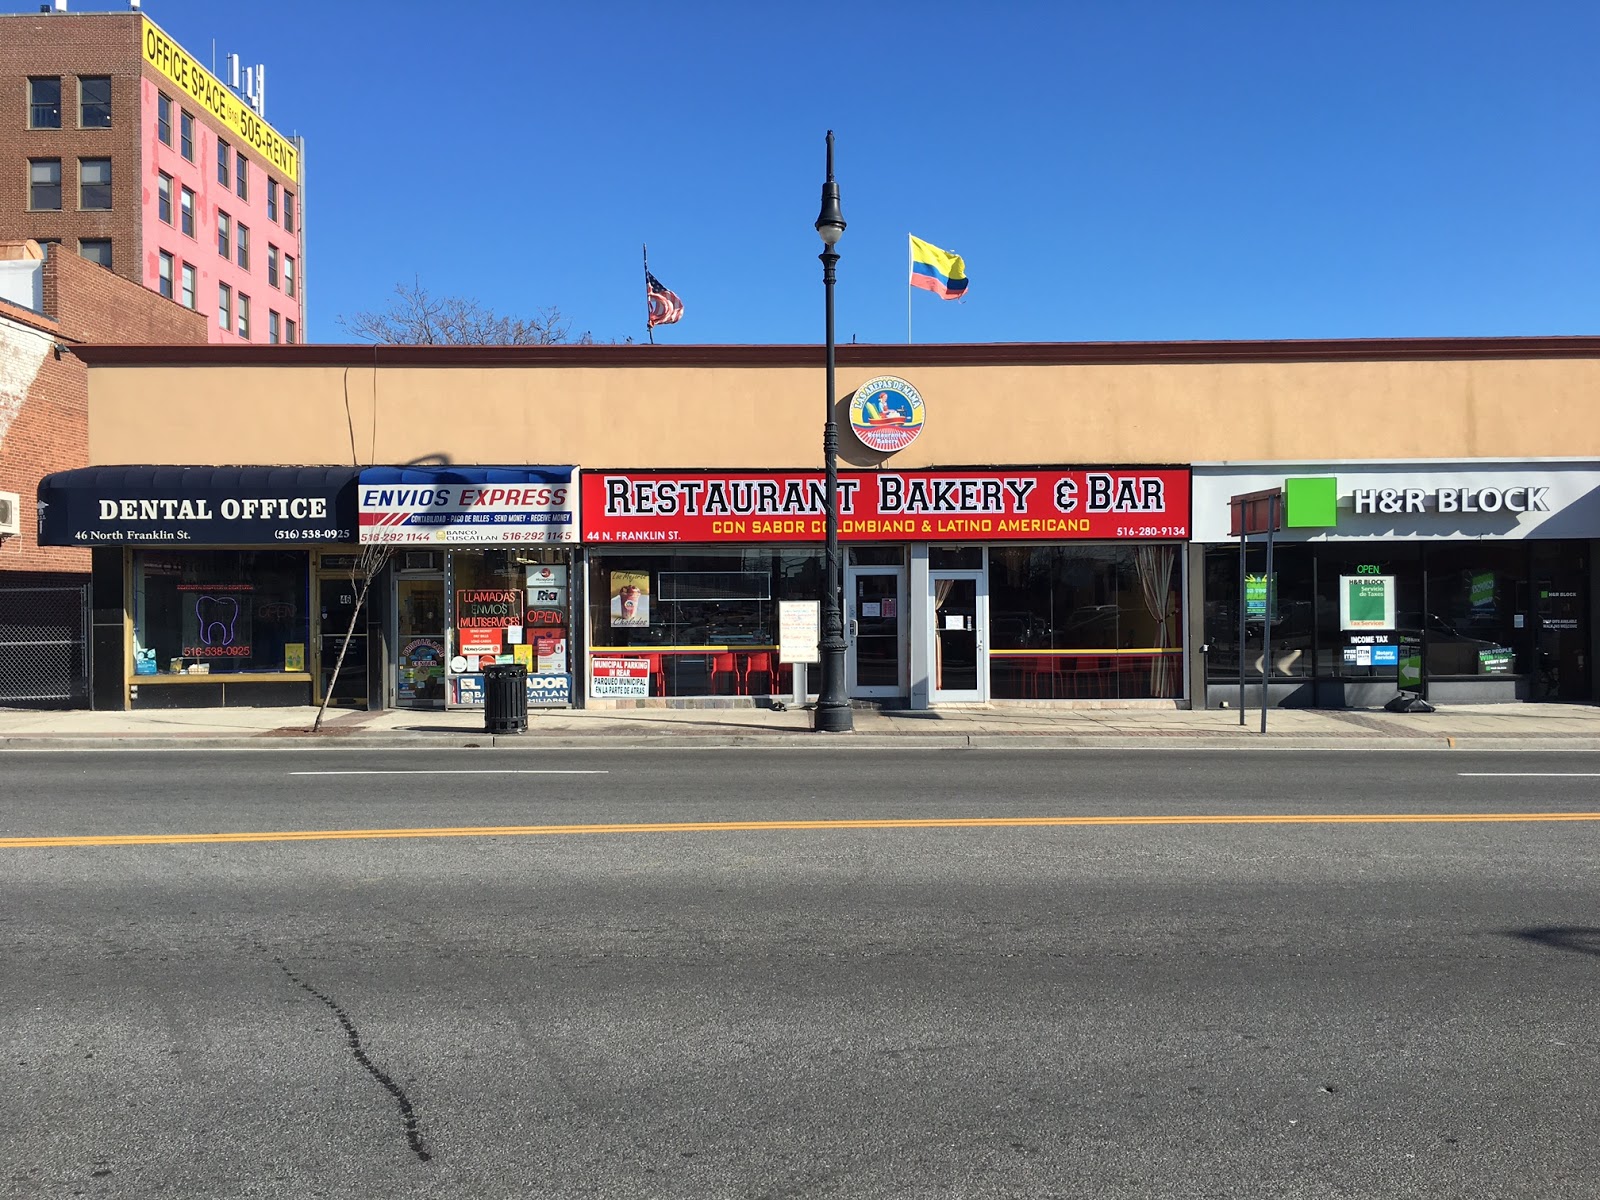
[1458,772,1600,777]
[289,769,609,776]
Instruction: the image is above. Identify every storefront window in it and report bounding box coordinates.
[989,545,1184,699]
[586,549,823,698]
[446,548,572,706]
[132,550,309,676]
[1203,542,1571,687]
[1421,544,1524,677]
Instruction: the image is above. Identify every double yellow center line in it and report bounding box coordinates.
[4,811,1600,849]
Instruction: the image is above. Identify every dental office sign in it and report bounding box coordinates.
[358,467,578,545]
[582,468,1191,543]
[36,467,359,546]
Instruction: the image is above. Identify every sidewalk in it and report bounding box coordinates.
[3,701,1600,750]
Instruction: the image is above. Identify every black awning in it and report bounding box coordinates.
[38,466,361,547]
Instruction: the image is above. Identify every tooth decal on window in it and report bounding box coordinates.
[195,595,240,646]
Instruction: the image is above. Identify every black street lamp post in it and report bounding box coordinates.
[813,130,853,733]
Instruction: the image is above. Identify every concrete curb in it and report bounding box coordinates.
[4,732,1600,751]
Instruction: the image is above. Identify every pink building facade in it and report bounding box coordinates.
[137,75,302,346]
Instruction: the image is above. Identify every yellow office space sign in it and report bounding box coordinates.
[141,18,299,183]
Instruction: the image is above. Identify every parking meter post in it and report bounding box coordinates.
[1260,494,1277,734]
[1237,529,1247,724]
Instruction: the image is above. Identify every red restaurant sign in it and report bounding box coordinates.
[582,469,1190,543]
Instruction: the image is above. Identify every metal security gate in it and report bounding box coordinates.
[0,586,90,707]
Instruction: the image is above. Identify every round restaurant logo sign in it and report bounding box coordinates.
[848,376,925,453]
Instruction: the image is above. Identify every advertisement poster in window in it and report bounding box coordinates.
[1244,574,1276,622]
[592,657,651,698]
[1340,575,1395,630]
[527,563,567,607]
[399,638,445,701]
[609,571,650,627]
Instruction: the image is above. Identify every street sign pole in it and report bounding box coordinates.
[1261,493,1277,734]
[1237,527,1247,724]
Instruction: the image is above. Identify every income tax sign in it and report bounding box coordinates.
[582,469,1190,543]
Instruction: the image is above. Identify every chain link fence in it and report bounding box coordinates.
[0,586,90,707]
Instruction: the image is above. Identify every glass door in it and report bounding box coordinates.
[846,566,905,697]
[317,574,367,707]
[1532,543,1589,700]
[930,571,988,703]
[394,574,446,708]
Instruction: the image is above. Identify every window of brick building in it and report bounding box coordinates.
[180,110,194,161]
[79,159,111,210]
[237,224,250,270]
[180,186,195,237]
[29,159,62,210]
[218,283,232,333]
[269,310,281,344]
[79,77,111,128]
[285,318,297,344]
[284,189,295,233]
[267,178,278,222]
[267,244,279,288]
[37,239,61,260]
[29,78,61,129]
[217,139,230,186]
[79,239,112,269]
[218,212,231,258]
[180,262,196,309]
[235,152,247,200]
[157,92,171,144]
[157,172,173,223]
[238,293,251,340]
[284,254,296,298]
[158,250,174,298]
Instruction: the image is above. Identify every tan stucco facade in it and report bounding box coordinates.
[78,340,1600,470]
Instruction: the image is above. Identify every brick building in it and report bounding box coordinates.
[1,237,203,705]
[1,238,205,582]
[0,5,304,344]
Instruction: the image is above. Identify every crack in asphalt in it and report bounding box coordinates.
[261,946,433,1163]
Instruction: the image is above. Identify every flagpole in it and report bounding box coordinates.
[643,243,655,345]
[907,234,913,345]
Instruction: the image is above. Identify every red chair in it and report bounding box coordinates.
[709,652,739,695]
[740,652,775,696]
[640,653,665,697]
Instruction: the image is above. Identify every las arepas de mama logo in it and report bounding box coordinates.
[848,377,925,453]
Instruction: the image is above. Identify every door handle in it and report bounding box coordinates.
[848,618,859,639]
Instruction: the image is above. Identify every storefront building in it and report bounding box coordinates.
[50,336,1600,711]
[357,466,578,711]
[580,467,1189,707]
[36,465,365,710]
[1192,461,1600,706]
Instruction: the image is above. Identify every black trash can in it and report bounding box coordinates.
[483,662,528,734]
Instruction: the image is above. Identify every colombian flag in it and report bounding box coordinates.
[910,235,968,300]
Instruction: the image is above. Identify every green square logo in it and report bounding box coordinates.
[1285,476,1338,528]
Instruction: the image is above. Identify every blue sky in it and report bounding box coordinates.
[55,0,1600,345]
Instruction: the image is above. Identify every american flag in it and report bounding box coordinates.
[646,270,684,329]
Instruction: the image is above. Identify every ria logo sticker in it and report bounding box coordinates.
[848,377,925,453]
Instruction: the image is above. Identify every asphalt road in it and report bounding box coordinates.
[3,748,1600,1198]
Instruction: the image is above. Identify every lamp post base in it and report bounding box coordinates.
[813,698,854,732]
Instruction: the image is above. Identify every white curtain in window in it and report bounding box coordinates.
[1134,545,1178,697]
[933,577,957,690]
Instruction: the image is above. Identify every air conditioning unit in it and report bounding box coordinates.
[0,492,20,538]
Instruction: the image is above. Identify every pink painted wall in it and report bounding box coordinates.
[139,76,303,344]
